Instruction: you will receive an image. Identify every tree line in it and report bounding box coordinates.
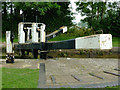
[76,1,120,36]
[2,2,73,35]
[2,2,120,37]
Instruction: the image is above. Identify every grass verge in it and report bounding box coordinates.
[2,67,39,88]
[112,37,119,47]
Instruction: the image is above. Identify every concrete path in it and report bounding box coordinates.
[1,58,119,88]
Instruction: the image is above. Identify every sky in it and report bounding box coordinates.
[69,0,83,24]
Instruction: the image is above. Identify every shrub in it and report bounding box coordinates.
[67,26,94,38]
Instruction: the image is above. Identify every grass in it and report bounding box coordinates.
[2,67,39,88]
[2,35,18,43]
[112,37,120,47]
[49,34,76,41]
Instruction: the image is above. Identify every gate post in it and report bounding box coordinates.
[40,24,46,42]
[18,22,25,43]
[32,23,38,43]
[6,31,14,63]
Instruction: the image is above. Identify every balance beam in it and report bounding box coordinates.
[15,34,112,50]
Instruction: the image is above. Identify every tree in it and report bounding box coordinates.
[102,2,120,36]
[76,2,107,30]
[2,2,73,35]
[76,1,120,36]
[40,2,73,32]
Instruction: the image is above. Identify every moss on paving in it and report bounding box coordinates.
[2,68,39,88]
[106,86,120,88]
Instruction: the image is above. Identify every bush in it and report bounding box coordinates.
[58,52,68,57]
[67,26,94,37]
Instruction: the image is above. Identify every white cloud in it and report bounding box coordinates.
[69,0,86,24]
